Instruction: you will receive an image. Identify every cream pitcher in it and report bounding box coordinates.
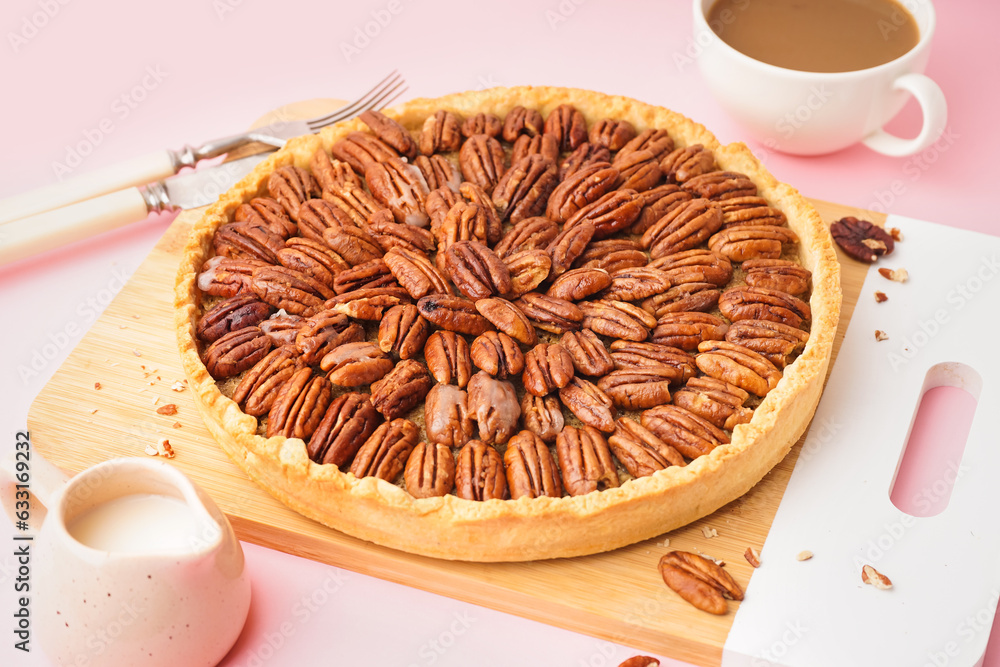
[0,452,251,667]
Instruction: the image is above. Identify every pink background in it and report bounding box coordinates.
[1,0,997,665]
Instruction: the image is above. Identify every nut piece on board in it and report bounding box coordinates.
[830,216,894,262]
[658,550,744,615]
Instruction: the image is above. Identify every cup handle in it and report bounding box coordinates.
[1,435,70,531]
[862,73,948,157]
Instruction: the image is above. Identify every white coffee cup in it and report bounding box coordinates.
[693,0,947,156]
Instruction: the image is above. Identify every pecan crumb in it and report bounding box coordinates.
[617,657,660,667]
[875,330,889,342]
[89,408,98,414]
[861,238,886,253]
[889,227,902,242]
[132,349,142,357]
[796,550,814,561]
[144,444,159,456]
[172,422,182,429]
[94,382,101,390]
[659,538,671,548]
[874,291,888,303]
[744,547,761,568]
[861,564,892,590]
[170,380,186,392]
[161,442,176,459]
[156,404,178,416]
[878,267,908,283]
[702,526,718,539]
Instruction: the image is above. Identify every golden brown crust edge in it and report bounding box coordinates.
[174,86,842,561]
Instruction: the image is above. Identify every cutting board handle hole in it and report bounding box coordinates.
[889,362,980,518]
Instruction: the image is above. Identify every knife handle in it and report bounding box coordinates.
[0,150,177,224]
[0,188,153,266]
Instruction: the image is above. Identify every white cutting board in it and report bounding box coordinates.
[724,215,1000,667]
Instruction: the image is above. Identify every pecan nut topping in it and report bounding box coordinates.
[460,112,503,139]
[231,345,304,417]
[743,258,811,296]
[504,430,564,499]
[364,157,430,227]
[648,248,733,287]
[349,418,420,482]
[579,299,655,342]
[197,294,272,343]
[367,209,437,255]
[424,330,473,388]
[632,184,694,235]
[444,240,512,299]
[696,340,783,397]
[459,133,507,194]
[455,440,508,501]
[458,182,503,245]
[266,367,332,440]
[471,331,525,379]
[197,256,269,298]
[589,118,637,151]
[546,162,619,223]
[417,294,492,336]
[510,134,561,166]
[707,225,799,262]
[278,237,351,288]
[719,196,787,228]
[296,310,365,365]
[322,181,386,228]
[310,151,361,194]
[514,293,584,334]
[642,198,724,259]
[295,198,355,245]
[491,154,558,223]
[560,329,614,376]
[543,103,587,152]
[414,154,462,192]
[640,405,730,459]
[641,283,721,317]
[321,224,384,267]
[475,297,537,346]
[522,343,575,396]
[213,221,282,264]
[424,383,474,449]
[419,110,463,155]
[383,246,451,299]
[597,367,680,410]
[574,239,648,273]
[659,144,717,184]
[235,197,297,238]
[563,189,644,239]
[467,371,521,445]
[434,201,492,267]
[555,425,619,496]
[521,394,565,443]
[559,142,612,181]
[504,249,552,298]
[651,312,729,351]
[607,418,685,478]
[330,131,399,173]
[726,319,809,368]
[559,376,617,433]
[547,267,612,302]
[502,105,544,142]
[608,340,697,380]
[601,266,673,302]
[378,304,432,360]
[203,325,272,378]
[425,186,459,233]
[830,216,894,263]
[370,359,434,420]
[320,341,394,387]
[615,129,676,164]
[404,441,456,498]
[681,171,757,201]
[259,313,305,347]
[307,392,381,467]
[658,550,744,615]
[547,221,596,278]
[325,287,411,320]
[268,166,320,221]
[614,149,664,193]
[359,109,419,160]
[494,217,560,259]
[718,286,811,328]
[332,259,398,295]
[672,377,752,431]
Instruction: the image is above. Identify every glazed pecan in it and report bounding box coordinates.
[321,341,394,386]
[321,224,384,267]
[510,134,561,166]
[296,198,356,245]
[370,359,434,420]
[310,150,361,193]
[544,104,587,151]
[349,418,420,482]
[614,149,663,192]
[359,109,418,160]
[505,249,553,298]
[563,189,643,239]
[651,312,729,351]
[278,237,350,289]
[384,246,451,299]
[425,186,459,234]
[231,345,303,416]
[696,340,782,397]
[560,329,614,376]
[598,367,680,410]
[559,377,617,433]
[522,343,575,396]
[682,171,757,201]
[419,110,463,155]
[197,256,268,298]
[718,286,811,328]
[259,313,305,347]
[424,330,473,388]
[641,283,720,317]
[325,287,410,320]
[559,142,612,181]
[475,297,537,345]
[444,240,512,299]
[404,442,456,498]
[459,134,506,194]
[830,216,894,263]
[378,304,432,360]
[367,209,437,255]
[726,319,809,368]
[579,299,656,342]
[573,239,648,273]
[642,198,724,259]
[659,144,716,184]
[504,430,563,499]
[640,405,730,459]
[608,340,696,377]
[266,367,332,440]
[632,184,694,236]
[424,383,474,449]
[743,258,811,296]
[250,266,334,316]
[547,221,596,278]
[413,154,462,192]
[307,392,381,467]
[546,162,619,223]
[608,418,685,478]
[364,157,430,227]
[491,155,558,223]
[322,181,385,228]
[521,394,565,443]
[615,129,676,163]
[556,425,619,495]
[332,258,397,295]
[547,267,612,302]
[708,225,799,262]
[471,331,525,378]
[197,294,272,343]
[467,371,521,445]
[648,248,733,287]
[268,166,320,221]
[673,377,752,430]
[296,310,365,365]
[719,196,787,228]
[502,106,544,142]
[418,294,492,335]
[589,118,637,151]
[435,202,491,266]
[330,131,399,173]
[514,293,584,334]
[235,197,296,238]
[460,112,502,138]
[659,550,744,615]
[600,266,672,302]
[455,440,508,500]
[458,182,503,245]
[213,221,282,264]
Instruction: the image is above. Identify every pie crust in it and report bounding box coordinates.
[174,86,841,561]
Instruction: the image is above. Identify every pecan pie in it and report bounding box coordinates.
[176,87,840,562]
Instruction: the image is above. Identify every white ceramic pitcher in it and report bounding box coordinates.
[0,453,251,667]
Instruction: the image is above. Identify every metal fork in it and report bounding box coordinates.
[0,71,408,224]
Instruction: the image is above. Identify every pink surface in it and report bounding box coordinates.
[1,0,998,665]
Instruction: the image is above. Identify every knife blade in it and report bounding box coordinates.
[0,153,270,266]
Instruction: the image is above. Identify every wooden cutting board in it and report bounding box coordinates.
[25,99,877,666]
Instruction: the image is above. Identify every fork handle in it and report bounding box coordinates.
[0,150,177,225]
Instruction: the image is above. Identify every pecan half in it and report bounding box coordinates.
[659,550,744,615]
[444,240,512,299]
[618,657,660,667]
[295,198,355,245]
[642,198,724,259]
[641,405,730,459]
[278,237,350,289]
[307,392,381,467]
[601,266,672,302]
[370,359,434,420]
[459,133,507,194]
[547,268,612,302]
[743,258,811,296]
[332,259,397,295]
[321,224,384,267]
[546,162,619,223]
[589,118,637,151]
[268,166,320,221]
[235,197,296,238]
[598,367,680,410]
[696,340,783,397]
[425,186,459,234]
[707,225,799,262]
[521,394,565,443]
[547,222,596,278]
[614,149,663,192]
[504,430,563,499]
[330,131,399,173]
[559,376,617,433]
[414,154,462,192]
[435,201,491,266]
[384,246,451,299]
[325,287,410,320]
[475,297,537,345]
[231,345,304,416]
[349,418,420,482]
[726,319,809,368]
[502,106,544,142]
[608,418,685,478]
[296,310,365,365]
[522,343,575,396]
[250,266,334,316]
[419,110,463,155]
[556,425,619,495]
[213,221,282,264]
[404,442,456,498]
[579,300,655,342]
[514,293,583,333]
[672,377,752,430]
[648,249,733,287]
[608,340,697,380]
[455,440,508,500]
[424,383,474,449]
[197,294,272,343]
[544,104,587,151]
[632,184,694,235]
[719,196,787,228]
[830,216,894,263]
[615,129,676,164]
[491,154,558,223]
[359,109,418,160]
[367,209,437,255]
[378,304,432,360]
[467,371,521,444]
[424,330,473,388]
[259,313,305,347]
[310,151,361,194]
[266,367,332,440]
[197,256,268,298]
[718,286,811,328]
[510,134,561,166]
[641,283,721,317]
[505,249,552,298]
[659,144,716,184]
[322,181,385,227]
[458,182,503,245]
[460,112,502,139]
[494,217,560,259]
[560,329,614,376]
[364,157,430,227]
[682,171,757,201]
[320,341,394,387]
[574,239,648,273]
[471,331,525,378]
[418,294,492,335]
[563,189,643,239]
[651,312,729,351]
[559,142,612,181]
